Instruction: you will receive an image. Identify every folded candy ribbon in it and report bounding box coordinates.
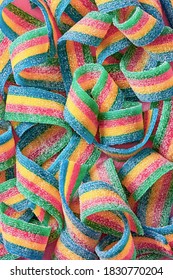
[0,0,173,260]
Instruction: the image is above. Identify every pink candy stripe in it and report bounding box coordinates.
[0,245,7,256]
[136,241,171,254]
[79,17,110,31]
[78,71,100,84]
[88,213,124,232]
[105,25,120,38]
[74,41,85,67]
[148,33,173,46]
[0,147,15,162]
[24,65,61,75]
[127,48,145,71]
[96,76,115,107]
[99,114,143,128]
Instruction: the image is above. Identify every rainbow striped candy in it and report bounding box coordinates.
[153,99,173,162]
[54,160,100,260]
[95,215,136,260]
[64,63,121,144]
[120,46,173,102]
[16,142,64,233]
[45,0,97,33]
[79,181,143,235]
[48,134,100,179]
[119,148,173,201]
[113,6,164,47]
[99,101,144,145]
[0,121,15,171]
[134,226,173,259]
[5,86,70,129]
[137,171,173,228]
[0,202,51,259]
[58,11,112,92]
[0,178,28,211]
[0,0,173,261]
[96,24,130,64]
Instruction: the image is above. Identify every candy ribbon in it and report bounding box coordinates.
[0,0,173,260]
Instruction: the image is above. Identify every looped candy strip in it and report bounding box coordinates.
[0,0,173,260]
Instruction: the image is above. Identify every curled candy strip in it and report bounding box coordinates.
[0,0,173,260]
[64,63,158,161]
[95,215,136,260]
[0,203,51,259]
[113,6,164,47]
[55,160,100,260]
[79,180,143,235]
[120,46,173,102]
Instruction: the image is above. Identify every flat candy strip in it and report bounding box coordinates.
[88,157,127,202]
[16,143,64,233]
[99,101,144,145]
[96,109,158,161]
[5,86,70,129]
[45,0,97,33]
[134,227,173,259]
[96,24,130,64]
[119,148,173,201]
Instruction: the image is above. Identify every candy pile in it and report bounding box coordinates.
[0,0,173,260]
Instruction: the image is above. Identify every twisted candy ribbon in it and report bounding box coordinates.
[0,0,173,260]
